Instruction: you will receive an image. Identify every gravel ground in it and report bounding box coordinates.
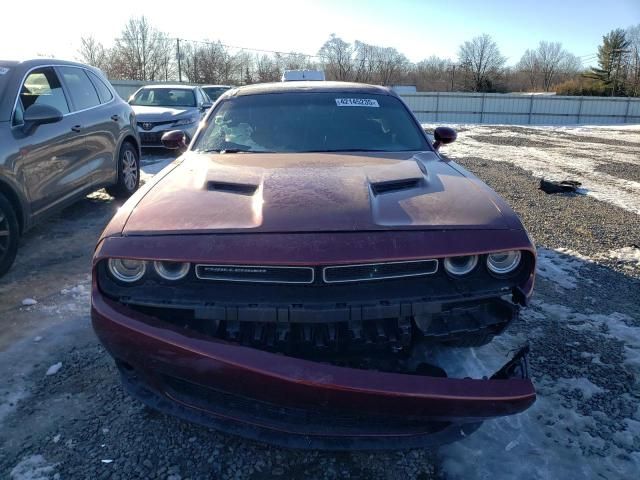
[1,128,639,480]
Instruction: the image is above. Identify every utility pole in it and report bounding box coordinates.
[176,38,182,83]
[450,65,456,91]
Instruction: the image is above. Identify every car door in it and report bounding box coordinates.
[85,69,122,186]
[10,66,87,217]
[57,66,115,189]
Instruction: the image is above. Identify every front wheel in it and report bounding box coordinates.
[106,142,140,198]
[0,193,19,277]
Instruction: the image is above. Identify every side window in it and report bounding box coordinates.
[18,67,70,118]
[12,100,24,126]
[87,70,113,104]
[58,66,100,111]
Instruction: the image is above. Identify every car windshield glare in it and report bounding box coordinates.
[194,92,429,153]
[130,88,196,107]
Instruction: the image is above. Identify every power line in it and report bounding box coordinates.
[174,37,322,59]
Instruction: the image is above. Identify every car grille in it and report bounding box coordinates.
[323,260,438,283]
[196,264,314,284]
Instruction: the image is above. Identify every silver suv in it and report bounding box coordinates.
[128,85,211,147]
[0,59,141,276]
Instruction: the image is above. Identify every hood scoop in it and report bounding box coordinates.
[207,181,258,196]
[371,177,423,195]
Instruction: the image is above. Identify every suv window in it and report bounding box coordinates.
[17,67,70,122]
[87,71,113,104]
[58,67,100,111]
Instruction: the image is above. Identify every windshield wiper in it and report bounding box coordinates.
[203,148,250,153]
[303,149,390,153]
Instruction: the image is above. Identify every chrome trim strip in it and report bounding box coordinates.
[322,259,439,284]
[195,264,315,284]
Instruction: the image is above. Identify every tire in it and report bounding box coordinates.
[0,193,19,277]
[106,142,140,198]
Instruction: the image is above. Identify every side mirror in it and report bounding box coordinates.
[433,126,457,150]
[23,104,63,134]
[161,130,188,150]
[201,102,212,111]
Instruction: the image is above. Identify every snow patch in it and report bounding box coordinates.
[535,248,592,290]
[432,124,640,215]
[45,363,62,376]
[10,455,56,480]
[21,298,37,306]
[555,377,606,400]
[607,246,640,266]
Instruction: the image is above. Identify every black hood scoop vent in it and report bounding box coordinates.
[207,181,258,196]
[370,178,422,195]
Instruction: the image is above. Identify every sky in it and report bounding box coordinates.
[1,0,638,67]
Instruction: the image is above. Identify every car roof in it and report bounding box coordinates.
[228,81,395,97]
[0,58,94,69]
[202,85,232,88]
[140,84,201,90]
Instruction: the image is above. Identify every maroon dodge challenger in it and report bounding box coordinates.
[91,81,536,449]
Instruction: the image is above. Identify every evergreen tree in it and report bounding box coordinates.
[588,29,631,96]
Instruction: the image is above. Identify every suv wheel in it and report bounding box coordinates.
[106,142,140,198]
[0,193,19,277]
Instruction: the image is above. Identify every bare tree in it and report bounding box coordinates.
[517,49,540,90]
[318,34,354,81]
[537,42,569,91]
[78,36,107,69]
[410,56,455,91]
[458,34,506,91]
[626,24,640,96]
[111,16,175,81]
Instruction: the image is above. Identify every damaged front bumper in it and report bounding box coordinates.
[92,287,536,450]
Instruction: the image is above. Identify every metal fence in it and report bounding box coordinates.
[400,92,640,125]
[109,80,640,126]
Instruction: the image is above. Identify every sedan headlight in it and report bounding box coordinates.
[108,258,146,282]
[154,261,190,281]
[173,116,198,127]
[443,255,478,276]
[487,251,522,275]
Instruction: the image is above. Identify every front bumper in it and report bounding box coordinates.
[92,284,536,450]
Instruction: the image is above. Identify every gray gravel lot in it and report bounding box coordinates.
[1,128,639,480]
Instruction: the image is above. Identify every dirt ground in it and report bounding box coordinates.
[1,127,639,480]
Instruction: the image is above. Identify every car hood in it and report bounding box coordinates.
[131,105,197,121]
[122,151,516,235]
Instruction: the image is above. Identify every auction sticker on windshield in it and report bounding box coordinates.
[335,98,379,107]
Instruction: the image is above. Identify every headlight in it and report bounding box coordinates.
[487,251,522,275]
[173,117,198,127]
[443,255,478,276]
[108,258,146,282]
[154,261,190,281]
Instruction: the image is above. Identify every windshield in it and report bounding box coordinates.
[203,87,230,101]
[194,92,429,153]
[130,88,196,107]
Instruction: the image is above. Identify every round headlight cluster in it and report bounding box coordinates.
[107,259,191,282]
[107,258,146,283]
[443,255,478,276]
[154,261,190,281]
[487,251,521,275]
